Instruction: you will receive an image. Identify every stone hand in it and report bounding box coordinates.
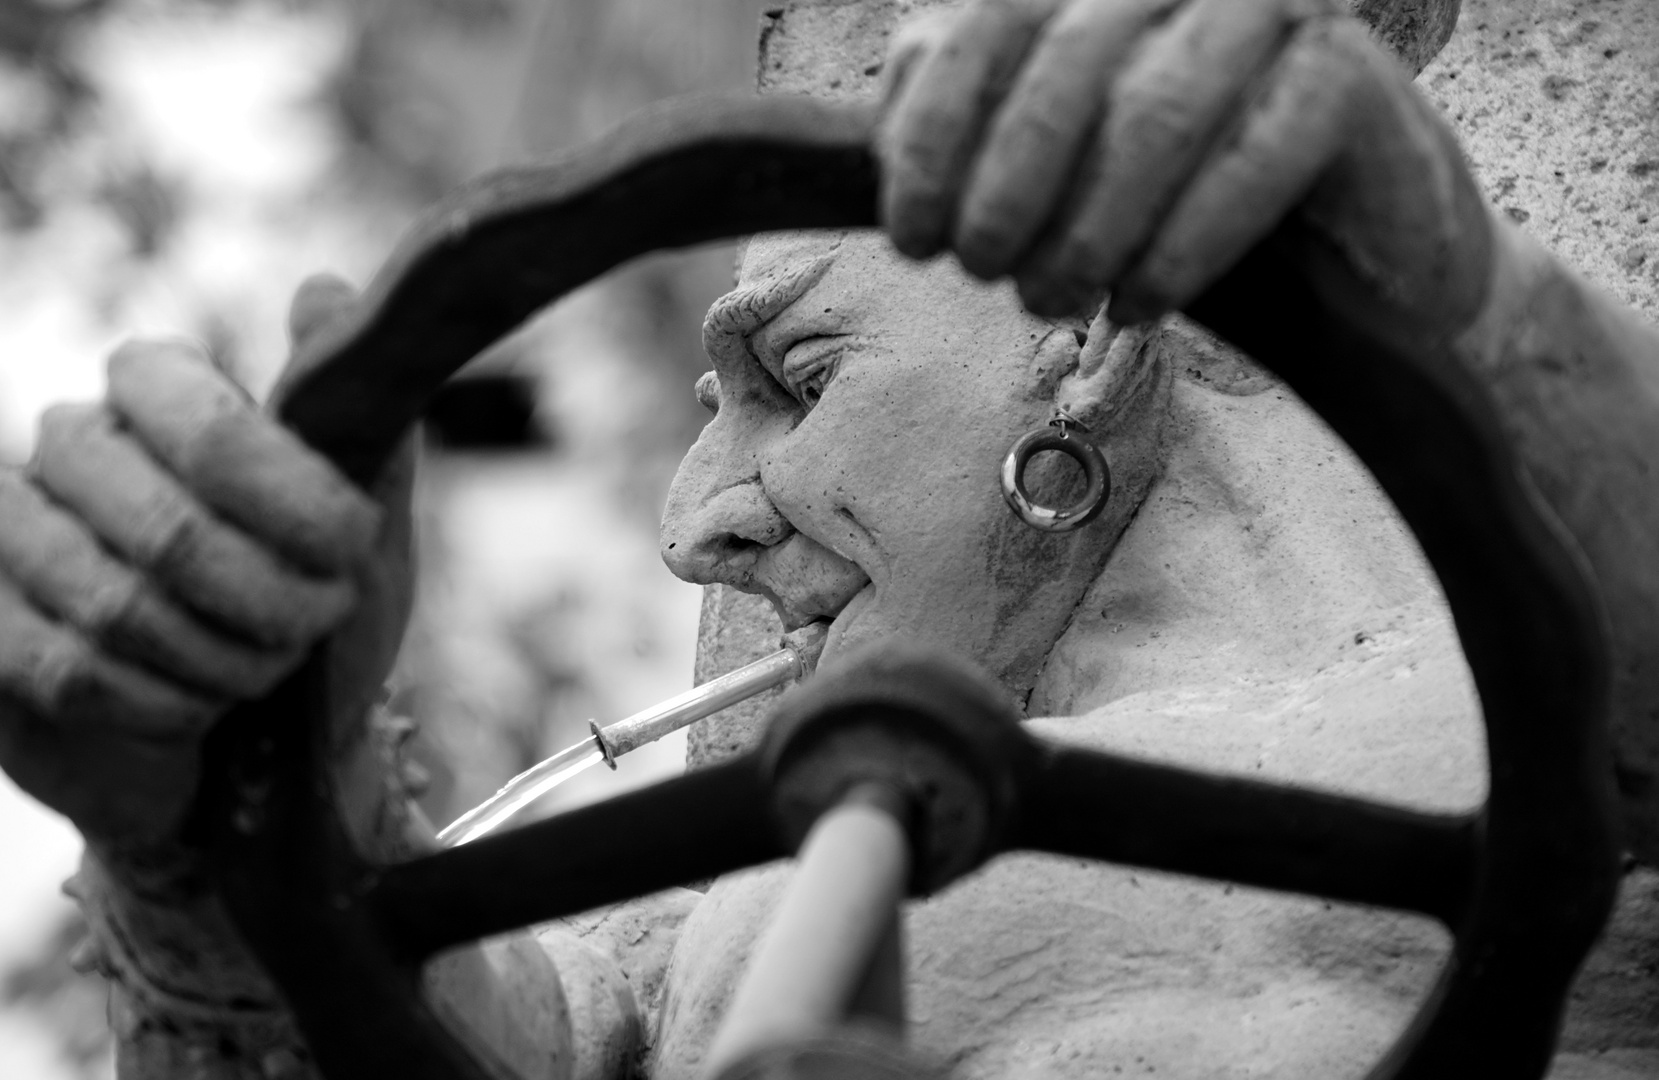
[878,0,1492,339]
[0,275,405,855]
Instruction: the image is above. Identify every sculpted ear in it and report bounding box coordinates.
[1052,310,1164,432]
[1027,324,1083,403]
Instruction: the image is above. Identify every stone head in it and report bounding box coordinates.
[660,232,1169,700]
[659,0,1462,699]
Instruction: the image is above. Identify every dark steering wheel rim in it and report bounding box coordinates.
[189,94,1620,1080]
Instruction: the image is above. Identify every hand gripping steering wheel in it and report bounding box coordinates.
[190,95,1620,1080]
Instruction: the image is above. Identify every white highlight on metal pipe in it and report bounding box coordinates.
[437,635,818,847]
[437,744,609,847]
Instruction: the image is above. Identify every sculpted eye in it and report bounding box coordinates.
[780,335,847,408]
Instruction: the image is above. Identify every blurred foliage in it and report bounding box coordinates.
[1,1,770,1072]
[1,913,110,1078]
[0,0,513,247]
[0,0,771,247]
[0,0,111,231]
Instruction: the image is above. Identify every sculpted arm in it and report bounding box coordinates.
[876,0,1659,856]
[1449,223,1659,857]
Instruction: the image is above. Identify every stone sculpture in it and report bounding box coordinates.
[3,0,1659,1077]
[653,0,1659,1074]
[648,237,1486,1078]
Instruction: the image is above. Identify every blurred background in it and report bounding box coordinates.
[0,0,774,1074]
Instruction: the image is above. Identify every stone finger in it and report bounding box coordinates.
[106,338,381,576]
[32,404,358,649]
[270,271,366,406]
[0,470,302,697]
[878,9,956,111]
[956,0,1181,278]
[1031,0,1332,301]
[1013,216,1110,318]
[878,0,1064,259]
[1108,19,1356,322]
[0,574,221,737]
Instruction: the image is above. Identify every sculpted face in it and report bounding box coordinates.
[660,231,1168,698]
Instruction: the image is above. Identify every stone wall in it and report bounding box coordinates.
[1423,0,1659,316]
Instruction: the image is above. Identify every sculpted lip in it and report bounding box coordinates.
[750,498,880,631]
[753,536,870,631]
[770,569,870,632]
[781,512,880,661]
[819,580,874,661]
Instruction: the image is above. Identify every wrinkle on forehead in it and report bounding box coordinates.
[702,237,841,370]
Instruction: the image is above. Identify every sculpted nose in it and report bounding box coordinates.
[661,473,792,587]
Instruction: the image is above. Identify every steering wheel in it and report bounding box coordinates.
[190,95,1620,1080]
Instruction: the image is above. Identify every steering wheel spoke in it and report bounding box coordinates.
[368,756,784,963]
[1012,741,1477,923]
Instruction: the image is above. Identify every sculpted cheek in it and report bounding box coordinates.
[761,386,878,546]
[750,534,870,629]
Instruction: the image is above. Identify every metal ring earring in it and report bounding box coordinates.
[1000,409,1112,533]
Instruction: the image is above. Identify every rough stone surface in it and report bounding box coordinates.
[538,888,703,1076]
[686,585,791,767]
[1420,0,1659,319]
[754,0,930,96]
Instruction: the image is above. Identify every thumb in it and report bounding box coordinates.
[271,272,361,418]
[287,273,359,355]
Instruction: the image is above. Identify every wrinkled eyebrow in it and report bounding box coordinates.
[702,252,837,371]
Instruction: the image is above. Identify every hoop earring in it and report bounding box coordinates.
[1000,408,1112,533]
